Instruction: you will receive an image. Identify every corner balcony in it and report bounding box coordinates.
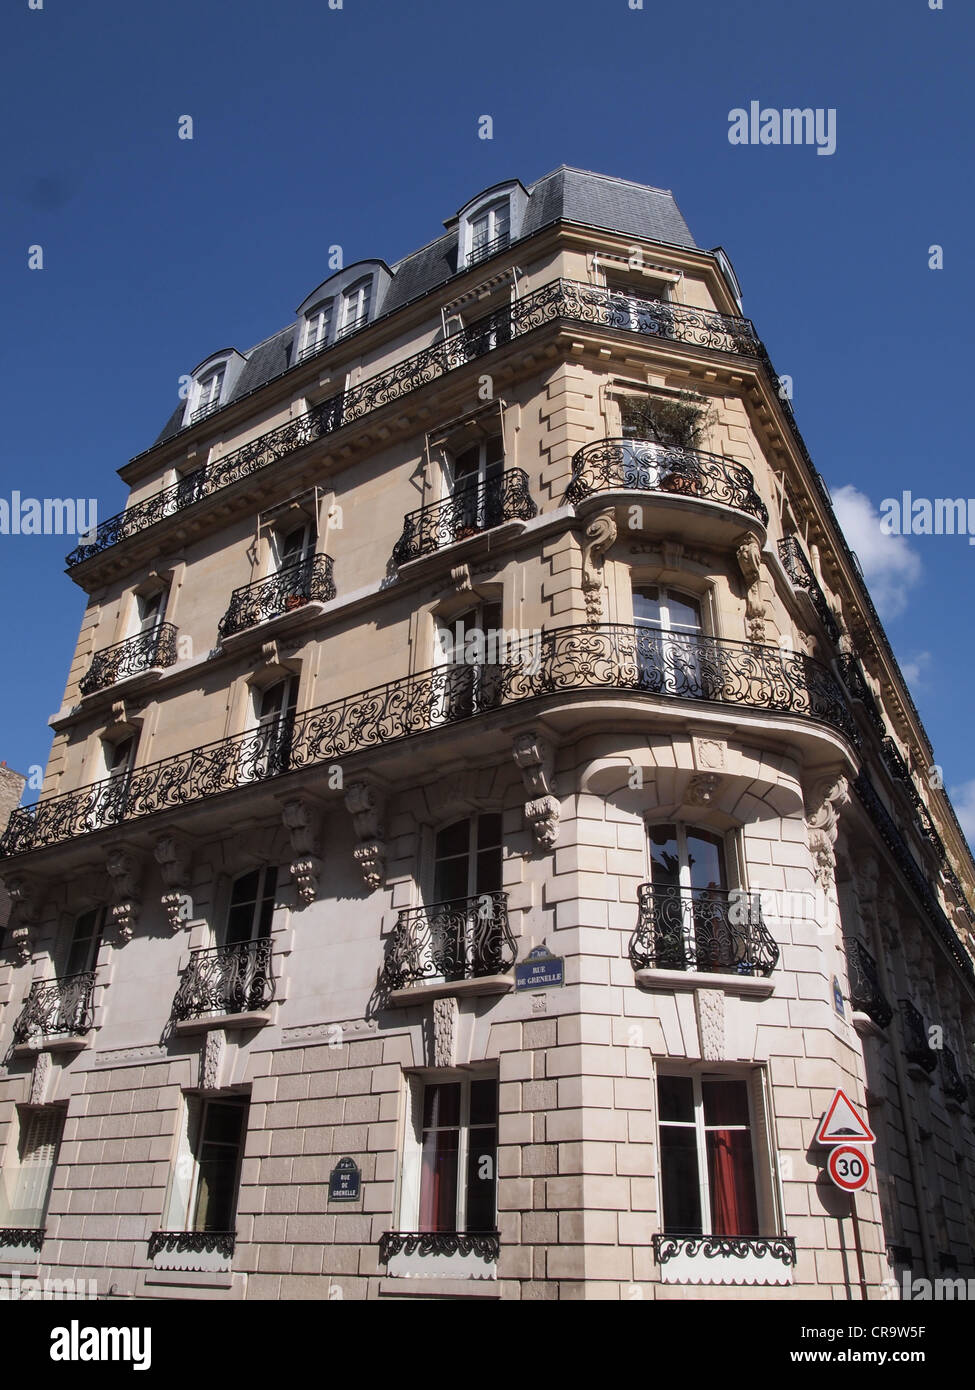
[846,937,892,1032]
[629,885,779,987]
[392,469,537,565]
[565,438,768,528]
[0,625,857,861]
[64,279,770,574]
[217,554,336,640]
[383,891,516,1002]
[11,971,96,1052]
[170,939,274,1031]
[79,624,178,696]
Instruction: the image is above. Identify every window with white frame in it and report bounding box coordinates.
[338,278,372,337]
[0,1107,66,1229]
[224,866,277,948]
[433,600,504,722]
[633,585,706,696]
[301,299,334,359]
[400,1075,498,1234]
[191,367,225,421]
[657,1072,760,1236]
[245,676,298,779]
[467,199,510,268]
[165,1095,249,1234]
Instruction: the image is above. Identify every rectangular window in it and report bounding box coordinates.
[657,1072,760,1236]
[166,1095,249,1234]
[0,1107,66,1228]
[403,1077,498,1234]
[339,280,372,336]
[63,907,105,978]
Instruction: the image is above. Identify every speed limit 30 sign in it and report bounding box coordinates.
[827,1144,871,1192]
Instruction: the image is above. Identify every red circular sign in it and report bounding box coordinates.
[827,1144,871,1191]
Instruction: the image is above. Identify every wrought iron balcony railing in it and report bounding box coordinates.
[565,438,769,527]
[392,469,537,564]
[777,536,840,644]
[171,938,274,1021]
[79,623,178,696]
[845,937,892,1028]
[652,1233,797,1269]
[628,885,779,976]
[835,654,886,737]
[899,999,937,1074]
[941,1046,968,1106]
[147,1231,236,1261]
[65,279,768,570]
[467,230,510,268]
[190,399,222,424]
[1,625,858,859]
[379,1231,500,1263]
[382,891,516,989]
[855,774,973,982]
[12,971,96,1044]
[879,737,945,864]
[217,555,336,639]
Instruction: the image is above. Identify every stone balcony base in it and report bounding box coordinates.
[634,968,775,997]
[388,975,514,1007]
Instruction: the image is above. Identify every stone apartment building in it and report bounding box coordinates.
[0,167,973,1300]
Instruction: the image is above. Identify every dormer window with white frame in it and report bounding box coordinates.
[338,278,372,338]
[453,181,527,274]
[191,367,225,423]
[182,349,246,430]
[300,299,334,360]
[467,199,510,269]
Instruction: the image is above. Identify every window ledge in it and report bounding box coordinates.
[172,1010,272,1035]
[653,1234,796,1286]
[852,1010,887,1039]
[12,1033,89,1057]
[388,975,513,1007]
[634,968,775,997]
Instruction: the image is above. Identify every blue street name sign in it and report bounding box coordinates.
[515,946,564,991]
[329,1157,361,1202]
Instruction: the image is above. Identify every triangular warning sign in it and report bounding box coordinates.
[815,1089,876,1145]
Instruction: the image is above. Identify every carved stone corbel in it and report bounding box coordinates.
[29,1049,52,1106]
[686,773,722,807]
[154,832,194,931]
[2,872,45,962]
[281,796,323,907]
[581,509,617,624]
[736,531,767,644]
[105,846,146,943]
[200,1029,226,1092]
[513,733,559,848]
[805,775,850,888]
[344,782,386,891]
[450,564,473,593]
[431,995,458,1068]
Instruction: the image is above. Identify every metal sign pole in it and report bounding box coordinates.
[849,1192,868,1300]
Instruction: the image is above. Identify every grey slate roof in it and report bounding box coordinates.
[153,167,696,447]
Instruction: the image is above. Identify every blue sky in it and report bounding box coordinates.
[1,0,973,835]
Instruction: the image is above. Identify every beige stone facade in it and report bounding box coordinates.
[1,168,973,1300]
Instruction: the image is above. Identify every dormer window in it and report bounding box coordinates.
[338,278,372,338]
[300,299,334,360]
[191,367,225,423]
[468,199,510,269]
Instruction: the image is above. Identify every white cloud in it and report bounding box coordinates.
[830,484,922,619]
[949,779,975,849]
[899,651,932,688]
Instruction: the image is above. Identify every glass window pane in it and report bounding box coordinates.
[702,1078,750,1128]
[665,593,702,632]
[465,1123,497,1231]
[660,1125,702,1234]
[686,831,727,894]
[706,1127,759,1236]
[658,1073,695,1123]
[633,588,662,627]
[418,1127,459,1232]
[469,1079,498,1127]
[648,824,680,888]
[435,819,470,861]
[421,1082,461,1130]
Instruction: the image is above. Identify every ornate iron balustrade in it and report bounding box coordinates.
[378,1231,500,1263]
[778,537,840,643]
[835,654,885,737]
[652,1234,797,1268]
[899,999,937,1073]
[467,231,510,268]
[190,399,221,424]
[79,623,178,696]
[854,774,973,982]
[629,885,779,977]
[879,736,945,861]
[392,469,537,564]
[171,939,274,1021]
[0,1228,45,1252]
[217,555,336,639]
[846,937,892,1028]
[942,1047,968,1106]
[147,1231,236,1260]
[0,625,859,860]
[565,438,768,526]
[66,279,765,570]
[383,891,516,989]
[943,861,975,926]
[12,972,96,1043]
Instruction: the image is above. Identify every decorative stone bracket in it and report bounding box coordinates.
[154,832,194,931]
[581,509,618,624]
[344,782,386,891]
[512,732,560,849]
[105,846,146,943]
[2,873,45,962]
[431,995,458,1068]
[806,775,850,888]
[735,531,767,645]
[281,796,323,907]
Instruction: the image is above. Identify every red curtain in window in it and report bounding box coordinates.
[707,1129,759,1235]
[419,1130,458,1232]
